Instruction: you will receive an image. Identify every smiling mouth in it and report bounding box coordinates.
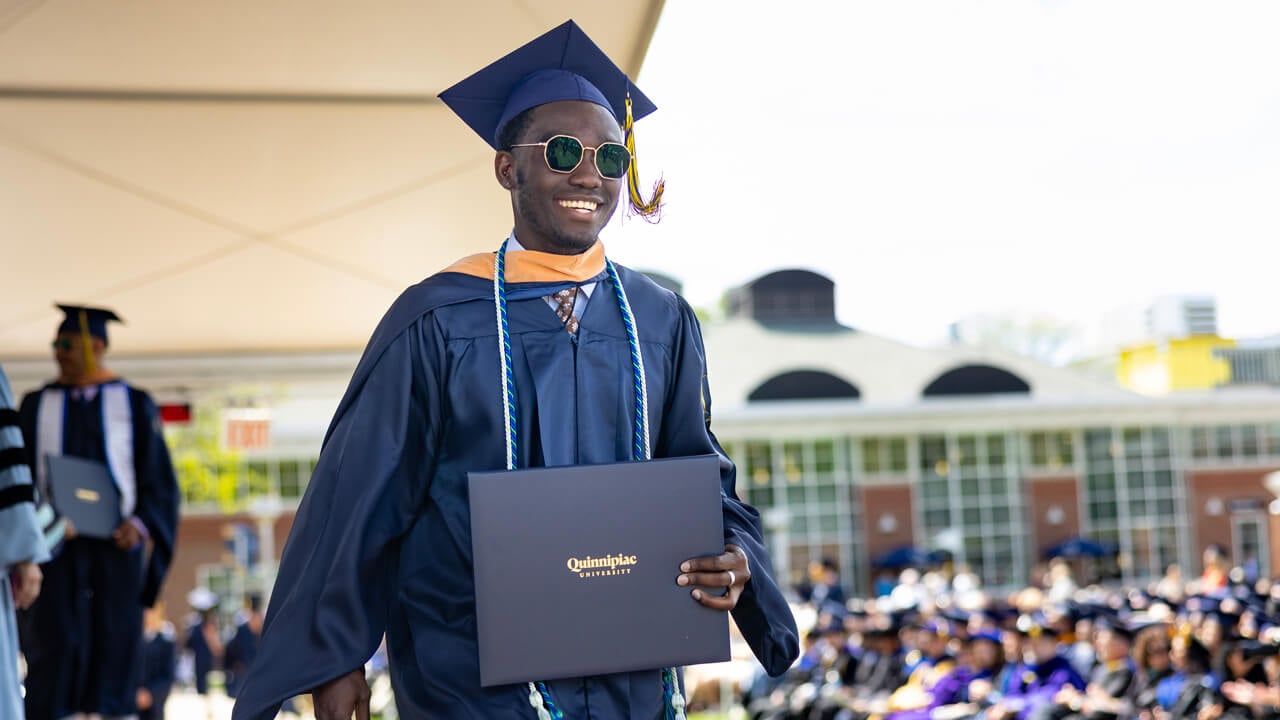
[559,199,599,212]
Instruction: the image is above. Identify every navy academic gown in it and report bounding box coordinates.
[17,380,180,720]
[224,620,261,698]
[138,624,177,720]
[185,618,220,695]
[232,253,800,720]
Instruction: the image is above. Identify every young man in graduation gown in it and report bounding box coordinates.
[231,19,799,720]
[17,305,180,720]
[0,362,49,719]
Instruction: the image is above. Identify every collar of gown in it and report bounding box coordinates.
[443,236,606,284]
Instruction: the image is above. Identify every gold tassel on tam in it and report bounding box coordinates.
[625,93,664,219]
[78,309,97,376]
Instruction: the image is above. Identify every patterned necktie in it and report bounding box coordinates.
[553,287,580,334]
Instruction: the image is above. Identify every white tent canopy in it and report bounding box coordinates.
[0,1,664,357]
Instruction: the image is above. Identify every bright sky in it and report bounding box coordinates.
[601,0,1280,353]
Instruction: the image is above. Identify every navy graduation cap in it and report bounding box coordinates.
[56,304,122,344]
[1094,615,1135,642]
[439,19,663,217]
[1123,612,1173,635]
[1183,595,1221,615]
[1016,612,1062,639]
[940,606,972,626]
[978,603,1018,625]
[967,627,1004,645]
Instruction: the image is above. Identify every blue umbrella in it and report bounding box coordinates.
[1043,536,1113,560]
[873,546,942,568]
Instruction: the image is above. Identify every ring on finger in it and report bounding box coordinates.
[726,570,736,587]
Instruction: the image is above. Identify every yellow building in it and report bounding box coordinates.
[1118,335,1236,395]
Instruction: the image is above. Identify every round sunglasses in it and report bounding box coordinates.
[509,135,632,179]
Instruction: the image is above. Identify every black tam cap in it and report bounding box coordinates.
[1095,616,1135,642]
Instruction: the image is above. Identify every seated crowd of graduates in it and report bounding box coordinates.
[742,566,1280,720]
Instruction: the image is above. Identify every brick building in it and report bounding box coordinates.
[6,269,1280,609]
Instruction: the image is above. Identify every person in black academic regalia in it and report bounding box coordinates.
[17,304,180,720]
[185,602,222,696]
[137,601,177,720]
[230,19,799,720]
[224,594,264,700]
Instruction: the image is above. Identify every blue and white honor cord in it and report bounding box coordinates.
[492,240,686,720]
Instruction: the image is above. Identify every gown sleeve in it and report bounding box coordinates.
[0,366,48,569]
[132,389,181,607]
[231,315,444,720]
[654,296,800,677]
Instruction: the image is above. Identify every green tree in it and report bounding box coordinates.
[164,406,269,511]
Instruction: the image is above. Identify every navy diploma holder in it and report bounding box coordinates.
[46,454,122,540]
[468,454,731,686]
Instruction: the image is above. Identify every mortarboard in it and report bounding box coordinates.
[1049,602,1079,622]
[1067,601,1104,622]
[1016,613,1062,639]
[846,599,870,617]
[819,616,848,635]
[979,603,1018,626]
[819,599,849,620]
[864,611,911,638]
[438,19,663,216]
[863,623,901,639]
[439,20,656,149]
[1083,602,1123,625]
[1094,616,1135,642]
[1124,613,1172,636]
[918,618,952,637]
[1183,595,1220,615]
[55,304,122,376]
[1127,589,1154,611]
[966,628,1004,645]
[1205,607,1243,634]
[56,304,121,344]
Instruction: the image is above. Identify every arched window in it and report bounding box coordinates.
[922,364,1030,397]
[727,269,840,327]
[748,370,861,402]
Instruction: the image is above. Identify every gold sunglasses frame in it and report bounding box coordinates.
[508,134,632,179]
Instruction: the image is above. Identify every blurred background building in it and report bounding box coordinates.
[6,270,1279,612]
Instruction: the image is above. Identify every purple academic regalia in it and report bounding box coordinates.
[886,658,972,720]
[1002,656,1087,720]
